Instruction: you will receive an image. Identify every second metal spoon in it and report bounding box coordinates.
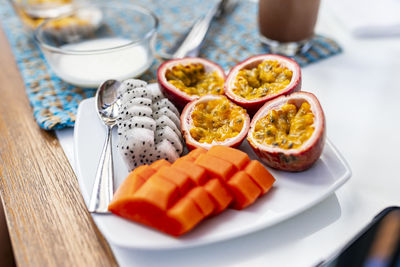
[89,79,121,213]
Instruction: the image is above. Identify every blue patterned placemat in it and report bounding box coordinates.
[0,0,341,130]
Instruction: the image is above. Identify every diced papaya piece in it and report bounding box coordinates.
[172,158,209,185]
[109,173,145,206]
[157,166,194,196]
[134,165,156,180]
[204,179,233,214]
[207,146,250,170]
[187,147,207,160]
[186,187,215,216]
[134,175,179,211]
[167,197,204,236]
[179,155,193,162]
[150,159,171,171]
[109,196,178,237]
[195,154,235,181]
[244,160,276,194]
[227,171,262,210]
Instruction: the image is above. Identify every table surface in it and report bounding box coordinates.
[2,0,400,266]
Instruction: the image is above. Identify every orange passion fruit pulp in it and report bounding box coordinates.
[157,58,225,110]
[181,95,250,150]
[247,91,325,171]
[225,54,301,115]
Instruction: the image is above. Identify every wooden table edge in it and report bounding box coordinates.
[0,24,117,266]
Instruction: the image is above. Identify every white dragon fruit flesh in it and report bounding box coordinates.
[117,79,184,171]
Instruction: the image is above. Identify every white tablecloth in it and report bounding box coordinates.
[56,1,400,266]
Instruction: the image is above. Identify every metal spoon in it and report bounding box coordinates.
[89,80,121,213]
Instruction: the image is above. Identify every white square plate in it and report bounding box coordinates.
[74,85,351,250]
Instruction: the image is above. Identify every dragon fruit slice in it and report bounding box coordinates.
[155,126,183,155]
[153,107,180,128]
[121,97,152,109]
[150,85,164,102]
[117,79,184,171]
[119,106,153,121]
[119,128,155,170]
[155,115,182,141]
[117,116,156,135]
[119,79,147,92]
[153,98,180,118]
[153,139,180,163]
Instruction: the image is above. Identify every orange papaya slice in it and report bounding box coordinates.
[227,171,261,210]
[207,145,250,170]
[172,158,209,185]
[186,187,215,216]
[195,154,235,182]
[203,179,233,214]
[167,197,204,236]
[156,166,195,196]
[244,160,276,194]
[150,159,171,171]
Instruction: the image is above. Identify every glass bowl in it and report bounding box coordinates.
[34,3,158,88]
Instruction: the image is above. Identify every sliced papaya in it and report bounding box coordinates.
[157,166,195,196]
[204,178,233,214]
[150,159,171,171]
[134,165,156,180]
[195,154,235,181]
[109,146,277,237]
[172,158,209,185]
[108,173,145,211]
[207,145,250,170]
[187,147,207,160]
[244,160,276,194]
[134,175,179,211]
[167,197,204,236]
[186,187,215,216]
[227,171,261,210]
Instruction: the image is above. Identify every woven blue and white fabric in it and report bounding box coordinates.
[0,0,342,130]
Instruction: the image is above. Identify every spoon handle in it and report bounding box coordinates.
[89,125,114,213]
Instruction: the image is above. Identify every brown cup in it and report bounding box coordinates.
[258,0,320,56]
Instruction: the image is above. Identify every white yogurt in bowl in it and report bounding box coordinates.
[45,38,151,88]
[35,3,158,88]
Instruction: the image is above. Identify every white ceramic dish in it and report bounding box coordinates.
[74,84,351,250]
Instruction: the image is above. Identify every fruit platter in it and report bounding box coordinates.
[74,55,351,249]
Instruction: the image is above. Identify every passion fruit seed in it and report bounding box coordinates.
[165,63,224,96]
[233,60,293,100]
[190,97,247,144]
[253,102,314,149]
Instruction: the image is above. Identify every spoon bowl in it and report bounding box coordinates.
[95,80,121,125]
[89,79,121,213]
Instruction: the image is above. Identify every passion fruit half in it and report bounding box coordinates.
[181,95,250,150]
[247,92,325,172]
[225,54,301,115]
[157,57,225,110]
